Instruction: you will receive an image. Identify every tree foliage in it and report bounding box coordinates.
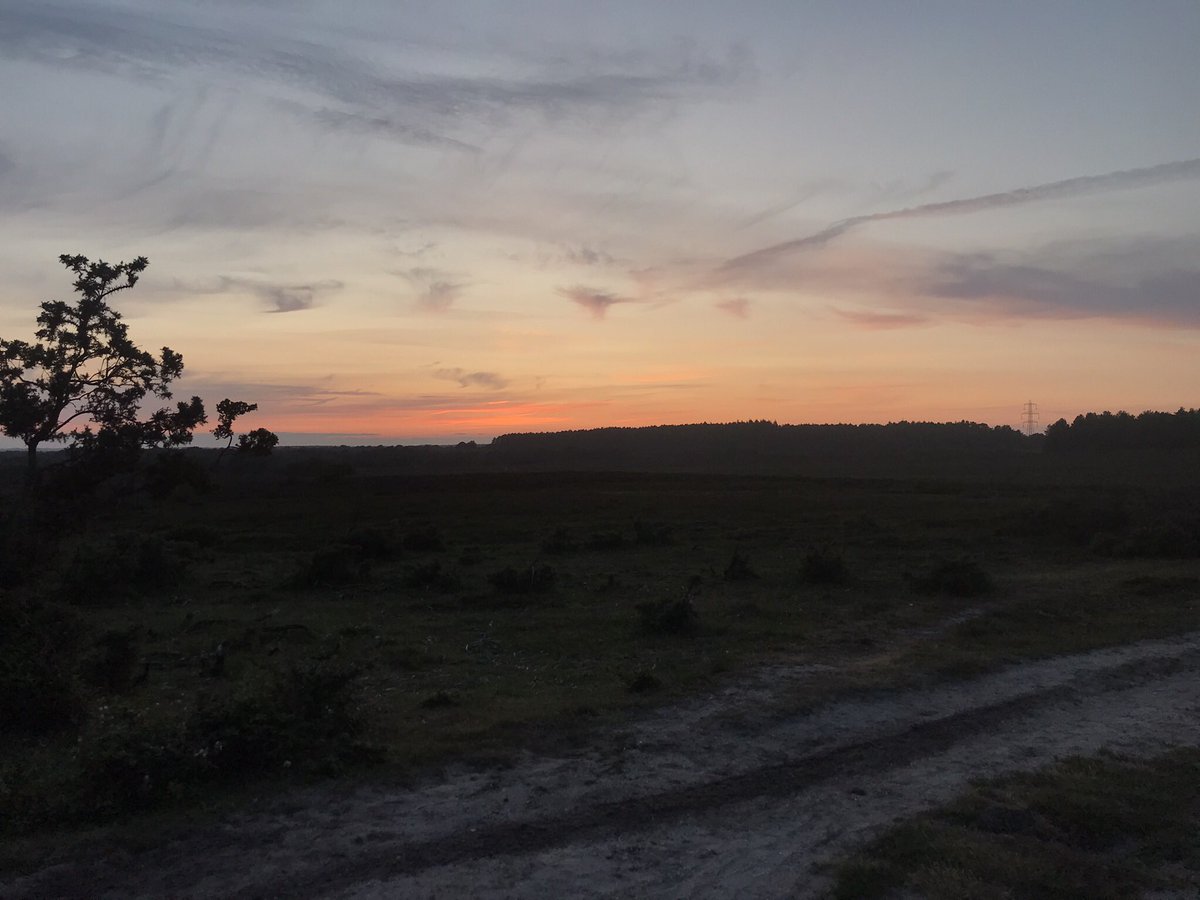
[0,255,206,476]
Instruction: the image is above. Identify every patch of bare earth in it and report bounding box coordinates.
[6,631,1200,900]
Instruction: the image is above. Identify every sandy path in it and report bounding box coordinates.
[7,632,1200,900]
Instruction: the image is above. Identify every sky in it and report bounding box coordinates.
[1,0,1198,445]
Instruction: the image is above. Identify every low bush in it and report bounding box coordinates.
[290,545,365,588]
[637,596,699,635]
[907,558,993,598]
[0,598,88,734]
[58,533,187,604]
[723,550,756,581]
[801,546,849,584]
[400,561,459,591]
[488,565,556,594]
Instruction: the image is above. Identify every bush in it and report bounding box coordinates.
[637,596,699,635]
[634,520,673,547]
[58,533,187,603]
[541,527,578,555]
[723,550,756,581]
[346,525,396,560]
[801,546,849,584]
[488,565,556,594]
[402,525,444,553]
[80,628,143,692]
[907,558,993,597]
[290,545,365,588]
[0,598,88,734]
[400,561,459,591]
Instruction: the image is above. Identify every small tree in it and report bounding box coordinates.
[0,254,200,480]
[213,399,278,463]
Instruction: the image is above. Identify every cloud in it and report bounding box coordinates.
[433,368,509,389]
[721,158,1200,275]
[563,244,616,267]
[715,297,751,319]
[402,267,464,312]
[557,284,637,319]
[832,308,929,329]
[247,279,341,313]
[1,2,753,149]
[925,252,1200,325]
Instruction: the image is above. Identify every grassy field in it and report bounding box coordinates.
[831,747,1200,899]
[1,458,1197,858]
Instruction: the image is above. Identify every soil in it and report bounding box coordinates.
[5,630,1199,900]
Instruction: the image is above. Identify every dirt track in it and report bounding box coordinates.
[7,632,1200,900]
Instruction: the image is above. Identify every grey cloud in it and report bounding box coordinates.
[434,368,508,390]
[199,276,342,312]
[833,309,929,329]
[926,251,1200,325]
[721,159,1200,275]
[563,244,616,267]
[402,267,464,313]
[558,285,637,319]
[3,2,751,149]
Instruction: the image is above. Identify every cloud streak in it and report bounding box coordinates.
[721,159,1200,274]
[433,368,509,390]
[558,285,638,319]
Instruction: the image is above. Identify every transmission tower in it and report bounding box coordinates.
[1020,400,1039,436]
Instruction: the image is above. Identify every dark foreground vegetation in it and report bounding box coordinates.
[832,747,1200,899]
[1,432,1198,862]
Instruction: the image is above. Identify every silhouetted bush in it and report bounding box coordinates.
[724,550,756,581]
[144,451,211,499]
[586,531,627,550]
[402,525,444,553]
[634,520,673,546]
[637,596,699,635]
[907,558,993,597]
[801,546,849,584]
[400,561,459,591]
[346,525,396,560]
[164,523,222,549]
[58,533,187,603]
[488,565,556,594]
[541,526,578,555]
[290,545,364,588]
[81,628,142,692]
[0,598,88,734]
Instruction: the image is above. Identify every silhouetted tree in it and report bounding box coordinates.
[236,427,279,456]
[1,254,224,483]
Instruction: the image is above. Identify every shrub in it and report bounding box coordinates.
[346,525,396,560]
[907,558,993,597]
[488,565,556,594]
[634,520,673,546]
[637,596,698,635]
[723,550,756,581]
[80,628,142,692]
[290,545,364,588]
[541,526,578,555]
[58,533,187,603]
[0,598,88,734]
[586,531,627,550]
[402,525,444,553]
[400,561,459,591]
[801,546,849,584]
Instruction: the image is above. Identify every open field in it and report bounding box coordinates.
[2,451,1198,895]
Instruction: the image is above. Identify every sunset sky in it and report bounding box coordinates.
[1,1,1198,444]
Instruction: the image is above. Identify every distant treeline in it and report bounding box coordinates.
[490,419,1027,471]
[1044,409,1200,452]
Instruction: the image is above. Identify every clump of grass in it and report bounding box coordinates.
[906,558,993,597]
[637,596,699,635]
[289,545,365,588]
[402,525,444,553]
[723,550,756,581]
[400,561,459,592]
[801,546,849,584]
[488,564,556,594]
[831,748,1200,900]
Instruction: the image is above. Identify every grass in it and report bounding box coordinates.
[0,466,1197,858]
[831,748,1200,899]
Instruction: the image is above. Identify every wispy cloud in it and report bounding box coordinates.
[721,159,1200,275]
[563,244,616,267]
[833,308,929,329]
[558,284,638,319]
[403,267,464,313]
[433,368,509,389]
[716,297,751,319]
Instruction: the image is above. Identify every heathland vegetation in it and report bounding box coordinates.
[1,258,1197,894]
